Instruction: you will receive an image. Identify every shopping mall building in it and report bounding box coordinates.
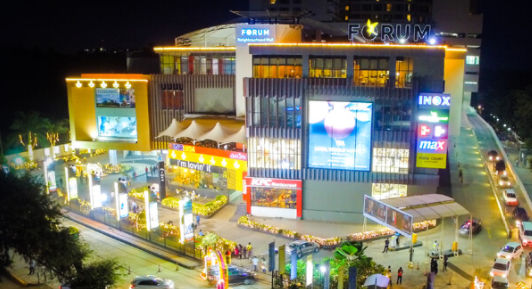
[66,18,466,223]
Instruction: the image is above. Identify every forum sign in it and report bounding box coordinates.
[348,20,431,42]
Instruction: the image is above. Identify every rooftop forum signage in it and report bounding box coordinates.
[348,20,431,43]
[237,27,275,43]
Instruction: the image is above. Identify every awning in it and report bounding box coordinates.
[380,194,470,223]
[156,119,187,138]
[197,122,241,142]
[220,125,246,144]
[173,120,215,140]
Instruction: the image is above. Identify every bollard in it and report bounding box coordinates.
[158,265,161,272]
[176,261,179,271]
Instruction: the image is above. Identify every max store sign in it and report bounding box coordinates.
[348,20,431,42]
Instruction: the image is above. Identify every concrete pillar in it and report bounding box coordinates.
[109,150,118,166]
[346,55,354,80]
[301,54,309,78]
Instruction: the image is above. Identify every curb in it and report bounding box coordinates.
[3,267,28,287]
[64,211,200,270]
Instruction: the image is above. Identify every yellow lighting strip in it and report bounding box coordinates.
[66,78,148,82]
[153,46,236,52]
[249,42,450,50]
[445,48,467,52]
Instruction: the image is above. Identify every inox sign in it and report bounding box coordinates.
[418,93,451,109]
[348,20,431,42]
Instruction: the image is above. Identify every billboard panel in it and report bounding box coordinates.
[179,199,194,243]
[68,178,78,199]
[47,171,57,192]
[363,195,414,237]
[416,153,447,169]
[119,193,129,218]
[308,101,372,171]
[97,116,137,139]
[149,202,159,229]
[96,88,136,108]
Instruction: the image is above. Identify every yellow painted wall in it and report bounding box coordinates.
[444,50,465,137]
[66,74,152,151]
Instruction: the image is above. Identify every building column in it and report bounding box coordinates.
[109,150,118,166]
[388,56,396,88]
[346,55,354,80]
[302,54,310,78]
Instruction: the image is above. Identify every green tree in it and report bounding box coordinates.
[70,259,125,289]
[43,118,70,148]
[8,111,49,154]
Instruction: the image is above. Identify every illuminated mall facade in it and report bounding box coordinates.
[66,20,466,223]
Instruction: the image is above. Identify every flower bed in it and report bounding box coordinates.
[238,216,438,248]
[128,186,149,200]
[161,195,228,218]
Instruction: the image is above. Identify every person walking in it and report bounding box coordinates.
[226,249,232,265]
[387,266,392,286]
[196,215,200,226]
[252,256,259,272]
[443,255,448,271]
[239,244,244,259]
[29,259,36,275]
[396,267,403,284]
[234,246,240,260]
[395,233,400,247]
[383,238,390,253]
[145,166,149,176]
[243,245,248,259]
[247,242,253,259]
[198,230,204,236]
[133,171,137,179]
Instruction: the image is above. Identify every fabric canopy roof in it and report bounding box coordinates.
[220,125,246,144]
[380,194,469,223]
[156,119,187,138]
[173,120,215,140]
[196,122,240,142]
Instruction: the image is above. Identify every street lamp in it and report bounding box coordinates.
[508,128,511,131]
[504,124,507,127]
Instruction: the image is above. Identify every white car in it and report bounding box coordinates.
[130,275,174,289]
[490,275,509,289]
[497,242,523,260]
[489,258,511,278]
[519,222,532,247]
[498,175,511,188]
[503,189,518,206]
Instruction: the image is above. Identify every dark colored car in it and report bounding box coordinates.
[206,265,256,286]
[458,218,482,236]
[513,207,530,226]
[495,160,507,176]
[488,150,500,161]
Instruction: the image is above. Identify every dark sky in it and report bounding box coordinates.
[1,0,531,71]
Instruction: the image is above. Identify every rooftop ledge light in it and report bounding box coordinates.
[66,78,148,82]
[249,42,466,51]
[153,46,236,51]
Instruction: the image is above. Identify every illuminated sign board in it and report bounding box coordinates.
[308,101,373,171]
[247,178,302,189]
[418,111,449,123]
[416,153,447,169]
[419,125,431,137]
[418,93,451,109]
[417,139,448,153]
[68,178,78,199]
[434,125,448,138]
[91,185,102,209]
[97,116,137,139]
[119,193,129,218]
[179,199,194,243]
[348,20,431,42]
[237,28,274,43]
[363,195,414,237]
[145,190,159,230]
[169,143,248,161]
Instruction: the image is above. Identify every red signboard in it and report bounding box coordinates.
[169,143,247,161]
[245,177,302,189]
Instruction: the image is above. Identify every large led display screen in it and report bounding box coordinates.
[97,116,137,139]
[308,101,372,171]
[96,88,136,108]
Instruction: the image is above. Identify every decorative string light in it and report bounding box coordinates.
[88,81,95,88]
[75,81,82,88]
[100,81,107,88]
[125,81,131,89]
[113,81,119,88]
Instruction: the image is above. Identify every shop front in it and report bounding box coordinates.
[167,143,247,194]
[244,177,302,219]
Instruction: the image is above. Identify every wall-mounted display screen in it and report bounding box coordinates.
[96,88,136,108]
[97,116,137,139]
[308,101,372,171]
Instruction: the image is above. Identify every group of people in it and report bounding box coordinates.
[386,265,403,285]
[145,165,158,176]
[233,243,253,260]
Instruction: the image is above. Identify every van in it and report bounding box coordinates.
[519,222,532,247]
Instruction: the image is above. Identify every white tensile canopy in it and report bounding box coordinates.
[173,120,216,140]
[363,274,389,288]
[220,125,246,144]
[196,122,241,142]
[156,119,187,138]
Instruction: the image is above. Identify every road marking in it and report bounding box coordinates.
[487,228,491,239]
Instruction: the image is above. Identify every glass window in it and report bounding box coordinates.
[251,187,297,209]
[395,57,413,88]
[309,56,347,78]
[354,58,389,87]
[159,53,235,75]
[252,56,303,78]
[247,96,301,128]
[372,183,407,200]
[372,148,409,174]
[373,99,411,131]
[466,56,480,65]
[248,137,301,170]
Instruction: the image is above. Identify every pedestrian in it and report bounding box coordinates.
[239,244,244,259]
[145,166,149,176]
[397,267,403,284]
[243,245,247,259]
[387,266,392,285]
[383,238,390,253]
[516,159,520,167]
[133,171,137,179]
[226,249,232,265]
[196,215,200,226]
[443,255,448,271]
[261,258,267,273]
[235,246,240,259]
[395,233,400,247]
[247,242,253,258]
[252,256,259,272]
[198,229,204,237]
[29,259,36,275]
[59,177,64,190]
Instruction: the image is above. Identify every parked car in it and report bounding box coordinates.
[206,265,256,285]
[458,218,482,236]
[497,242,523,260]
[513,207,530,226]
[490,275,509,289]
[503,189,518,206]
[519,221,532,247]
[498,175,511,188]
[489,258,511,278]
[488,150,500,161]
[130,275,174,289]
[286,240,320,258]
[495,160,507,176]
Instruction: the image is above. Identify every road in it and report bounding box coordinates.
[64,219,270,289]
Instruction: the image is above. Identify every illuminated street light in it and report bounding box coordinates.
[508,128,511,131]
[503,124,507,127]
[497,118,499,122]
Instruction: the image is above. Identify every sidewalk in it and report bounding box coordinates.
[3,254,56,289]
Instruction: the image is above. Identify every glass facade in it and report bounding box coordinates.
[372,148,409,174]
[252,56,303,78]
[395,57,413,88]
[168,165,227,191]
[251,187,297,208]
[248,96,302,128]
[248,137,301,170]
[160,54,236,75]
[354,58,389,87]
[374,99,412,131]
[372,183,407,200]
[309,57,347,78]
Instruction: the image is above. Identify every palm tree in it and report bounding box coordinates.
[9,111,49,159]
[43,119,69,159]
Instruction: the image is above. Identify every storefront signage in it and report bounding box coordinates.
[417,139,447,153]
[68,178,78,199]
[119,193,128,218]
[418,111,449,123]
[169,143,247,161]
[237,28,274,43]
[348,21,431,42]
[418,93,451,109]
[158,161,166,200]
[416,152,447,169]
[179,199,194,243]
[248,177,302,189]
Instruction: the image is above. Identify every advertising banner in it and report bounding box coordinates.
[279,245,286,275]
[269,242,275,272]
[323,261,330,289]
[149,202,159,229]
[119,193,128,218]
[68,178,78,199]
[144,190,159,230]
[417,110,449,124]
[96,88,136,108]
[245,177,302,189]
[169,143,248,161]
[416,153,447,169]
[290,248,297,280]
[179,199,194,243]
[97,116,137,139]
[306,254,313,286]
[308,101,372,171]
[158,161,166,199]
[47,171,57,192]
[91,185,102,209]
[416,139,448,154]
[363,195,414,237]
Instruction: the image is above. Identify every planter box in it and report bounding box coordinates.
[160,201,228,219]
